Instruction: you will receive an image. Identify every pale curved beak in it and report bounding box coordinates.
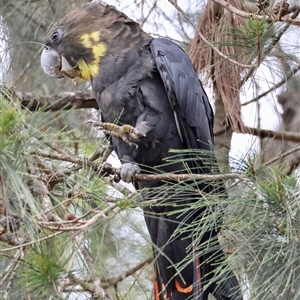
[41,47,63,78]
[41,47,81,80]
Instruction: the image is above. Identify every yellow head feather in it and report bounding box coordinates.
[78,31,107,80]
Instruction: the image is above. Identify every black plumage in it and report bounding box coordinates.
[41,3,242,299]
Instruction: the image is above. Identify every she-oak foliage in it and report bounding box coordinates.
[0,0,300,300]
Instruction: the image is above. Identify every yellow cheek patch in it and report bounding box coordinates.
[81,31,100,47]
[77,59,99,81]
[90,31,100,42]
[79,31,107,81]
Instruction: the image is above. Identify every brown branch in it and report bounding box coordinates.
[76,234,112,300]
[134,171,242,182]
[216,124,300,143]
[5,87,98,111]
[26,156,62,222]
[167,0,253,68]
[37,149,244,182]
[122,259,150,299]
[0,231,63,252]
[264,144,300,170]
[36,149,118,176]
[241,126,300,143]
[242,63,300,107]
[101,257,153,288]
[214,123,232,137]
[66,273,95,294]
[0,234,27,247]
[0,249,23,288]
[213,0,300,26]
[140,0,157,27]
[240,20,292,88]
[37,203,119,232]
[65,257,152,289]
[103,177,135,198]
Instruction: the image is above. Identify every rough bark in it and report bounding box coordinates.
[3,87,97,111]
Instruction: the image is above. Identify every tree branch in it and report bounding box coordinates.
[216,124,300,143]
[26,156,62,222]
[37,148,244,182]
[167,0,253,68]
[0,249,23,287]
[0,232,63,252]
[100,257,153,288]
[0,234,26,248]
[4,87,98,111]
[241,125,300,143]
[264,144,300,174]
[213,0,300,26]
[242,63,300,107]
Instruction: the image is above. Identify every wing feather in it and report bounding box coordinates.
[150,38,214,152]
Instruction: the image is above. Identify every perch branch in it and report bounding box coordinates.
[2,86,97,111]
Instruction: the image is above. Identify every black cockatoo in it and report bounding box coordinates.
[41,2,242,299]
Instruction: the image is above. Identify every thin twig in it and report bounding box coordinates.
[78,235,111,299]
[264,144,300,167]
[0,231,63,252]
[3,263,19,299]
[212,0,300,26]
[122,258,150,299]
[14,48,43,85]
[140,0,157,27]
[37,203,118,232]
[242,63,300,106]
[101,257,153,288]
[57,233,85,295]
[167,0,253,68]
[26,156,62,222]
[0,249,24,287]
[241,22,291,87]
[2,249,24,299]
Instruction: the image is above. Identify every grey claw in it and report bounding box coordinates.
[120,163,141,183]
[126,140,139,149]
[83,119,101,127]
